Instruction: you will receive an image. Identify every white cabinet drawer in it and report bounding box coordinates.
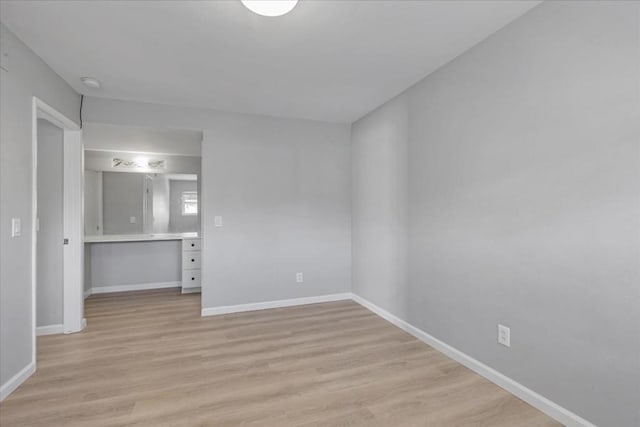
[182,270,201,288]
[183,238,201,251]
[182,251,201,269]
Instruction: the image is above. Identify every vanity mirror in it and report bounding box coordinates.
[84,150,201,236]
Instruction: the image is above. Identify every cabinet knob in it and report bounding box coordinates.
[191,259,195,262]
[191,277,195,280]
[191,243,195,247]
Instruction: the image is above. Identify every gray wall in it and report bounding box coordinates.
[83,97,352,309]
[84,170,103,235]
[169,180,198,233]
[0,24,80,388]
[351,2,640,426]
[203,124,351,307]
[82,122,202,156]
[36,119,63,327]
[102,172,144,235]
[87,241,181,289]
[352,95,408,317]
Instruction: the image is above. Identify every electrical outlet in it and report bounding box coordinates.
[129,216,136,224]
[214,216,223,227]
[296,272,303,283]
[11,218,21,237]
[498,324,510,347]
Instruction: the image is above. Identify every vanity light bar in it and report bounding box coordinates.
[111,157,166,170]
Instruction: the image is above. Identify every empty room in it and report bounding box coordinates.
[0,1,638,426]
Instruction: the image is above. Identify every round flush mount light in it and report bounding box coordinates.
[81,77,101,89]
[241,0,298,17]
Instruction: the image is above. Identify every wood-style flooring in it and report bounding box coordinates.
[0,289,559,426]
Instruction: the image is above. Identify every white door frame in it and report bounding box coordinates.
[31,97,84,362]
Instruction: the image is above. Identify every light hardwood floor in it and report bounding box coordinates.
[0,289,559,426]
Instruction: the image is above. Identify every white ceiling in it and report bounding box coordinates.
[0,0,540,123]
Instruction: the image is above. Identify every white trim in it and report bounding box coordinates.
[0,362,35,402]
[62,129,84,334]
[84,288,92,299]
[31,98,37,371]
[36,324,64,336]
[201,293,352,317]
[88,281,181,295]
[35,99,79,131]
[350,293,597,427]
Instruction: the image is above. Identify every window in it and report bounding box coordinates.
[181,191,198,216]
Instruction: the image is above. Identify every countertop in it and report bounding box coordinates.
[85,232,199,243]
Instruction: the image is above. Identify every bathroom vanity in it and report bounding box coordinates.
[181,237,202,292]
[84,233,202,295]
[83,147,202,296]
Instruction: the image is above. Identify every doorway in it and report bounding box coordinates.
[31,97,84,362]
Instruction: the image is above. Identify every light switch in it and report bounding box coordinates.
[130,216,136,224]
[11,218,21,237]
[214,216,223,227]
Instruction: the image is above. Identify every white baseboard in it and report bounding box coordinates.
[9,288,595,426]
[83,288,92,299]
[87,281,181,295]
[0,362,35,401]
[201,293,352,317]
[36,324,64,336]
[350,293,596,427]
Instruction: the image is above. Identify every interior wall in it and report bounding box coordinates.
[88,241,181,290]
[36,119,64,327]
[84,170,103,235]
[203,124,351,307]
[0,24,80,389]
[351,95,408,317]
[351,2,640,426]
[83,97,352,309]
[102,172,144,235]
[82,122,202,156]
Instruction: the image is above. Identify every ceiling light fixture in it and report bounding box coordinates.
[241,0,298,17]
[81,77,101,89]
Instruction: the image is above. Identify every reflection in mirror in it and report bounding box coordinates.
[84,150,200,236]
